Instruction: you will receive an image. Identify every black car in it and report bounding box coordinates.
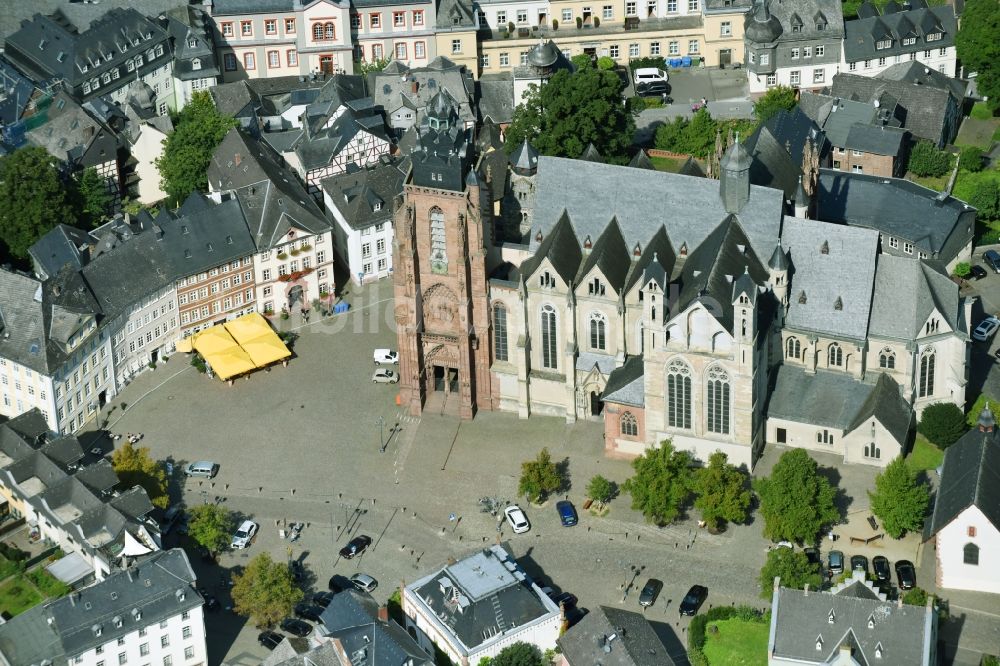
[258,630,283,650]
[679,585,708,616]
[339,535,373,559]
[636,81,671,98]
[872,556,891,583]
[971,265,989,280]
[203,595,220,612]
[895,560,916,590]
[638,578,663,607]
[313,591,337,608]
[828,550,844,575]
[851,555,869,574]
[294,602,324,622]
[280,618,312,637]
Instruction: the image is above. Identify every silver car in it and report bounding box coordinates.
[350,573,378,592]
[372,368,399,384]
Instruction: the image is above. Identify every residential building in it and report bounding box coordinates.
[373,58,477,134]
[556,605,675,666]
[323,157,410,285]
[0,58,36,139]
[799,93,908,177]
[767,570,937,665]
[841,0,957,78]
[924,406,1000,595]
[743,0,845,95]
[206,0,354,81]
[402,545,562,666]
[0,549,207,666]
[4,8,174,112]
[164,5,222,110]
[434,0,479,75]
[351,0,437,66]
[28,224,93,282]
[315,588,432,664]
[703,0,752,68]
[124,113,173,205]
[744,107,829,200]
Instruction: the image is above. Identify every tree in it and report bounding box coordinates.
[868,456,931,538]
[0,146,78,260]
[110,442,169,509]
[967,174,1000,221]
[187,504,236,554]
[156,91,237,204]
[693,451,751,531]
[956,0,1000,111]
[622,440,694,525]
[357,57,392,75]
[901,587,928,607]
[754,449,839,544]
[654,108,720,158]
[490,642,544,666]
[953,262,972,278]
[907,141,951,177]
[917,402,967,449]
[231,552,303,628]
[75,167,113,228]
[753,85,798,123]
[504,66,635,164]
[758,547,823,600]
[518,448,563,502]
[586,474,616,505]
[959,145,985,173]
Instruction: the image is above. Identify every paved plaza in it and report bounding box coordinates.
[88,281,1000,665]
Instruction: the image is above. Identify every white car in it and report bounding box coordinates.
[230,520,258,549]
[372,368,399,384]
[350,573,378,592]
[973,316,1000,342]
[504,505,530,534]
[373,349,399,365]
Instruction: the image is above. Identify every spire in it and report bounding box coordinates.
[720,140,752,214]
[510,139,540,175]
[978,405,995,433]
[768,241,789,271]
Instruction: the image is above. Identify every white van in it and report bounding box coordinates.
[185,461,219,478]
[633,67,669,85]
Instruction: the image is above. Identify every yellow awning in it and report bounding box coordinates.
[186,314,291,380]
[192,326,241,355]
[224,313,291,366]
[174,338,193,353]
[205,348,256,380]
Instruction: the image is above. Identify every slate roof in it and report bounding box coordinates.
[770,571,934,665]
[577,219,631,295]
[26,92,120,169]
[317,589,433,666]
[926,419,1000,536]
[28,224,93,281]
[877,60,967,102]
[0,549,201,666]
[781,216,879,341]
[164,5,220,82]
[292,98,389,171]
[210,0,337,15]
[0,57,35,128]
[476,74,515,125]
[436,0,477,29]
[843,3,956,62]
[816,169,974,259]
[601,355,645,407]
[372,57,475,128]
[744,108,827,198]
[558,605,675,666]
[208,128,331,251]
[321,158,409,231]
[746,0,845,43]
[843,123,907,156]
[628,151,656,170]
[868,255,961,341]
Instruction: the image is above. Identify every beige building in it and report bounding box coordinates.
[351,0,437,65]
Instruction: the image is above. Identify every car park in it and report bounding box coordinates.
[828,550,844,575]
[872,556,891,583]
[972,316,1000,342]
[985,249,1000,273]
[373,349,398,364]
[372,368,399,384]
[294,602,325,622]
[504,505,530,534]
[679,585,708,616]
[258,630,283,650]
[280,618,312,637]
[351,573,378,593]
[895,560,916,590]
[556,500,578,526]
[339,535,373,559]
[971,265,988,280]
[313,591,337,608]
[851,555,869,574]
[638,578,663,607]
[230,519,259,549]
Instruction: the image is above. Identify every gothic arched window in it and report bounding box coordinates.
[429,208,448,275]
[706,366,731,435]
[541,305,557,370]
[494,304,508,362]
[589,312,607,351]
[621,411,638,437]
[828,343,843,367]
[919,348,935,397]
[666,359,691,429]
[786,337,801,359]
[879,348,895,369]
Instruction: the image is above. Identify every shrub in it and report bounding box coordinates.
[982,655,1000,666]
[954,262,972,278]
[918,403,967,449]
[902,586,928,606]
[960,146,985,172]
[576,16,583,27]
[629,56,668,71]
[970,102,994,120]
[908,141,952,177]
[507,21,514,33]
[190,354,207,374]
[594,16,600,27]
[552,18,558,29]
[597,56,615,70]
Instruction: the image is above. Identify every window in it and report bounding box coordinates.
[803,46,812,58]
[818,429,833,444]
[706,366,730,435]
[878,56,887,66]
[903,242,913,254]
[221,22,234,37]
[497,10,507,24]
[621,412,638,436]
[864,59,872,69]
[963,542,979,565]
[815,45,825,57]
[182,626,192,639]
[888,236,899,249]
[562,9,573,21]
[350,14,361,29]
[926,32,941,42]
[667,360,692,429]
[968,526,977,537]
[285,18,296,33]
[517,10,528,22]
[790,70,800,85]
[499,52,509,67]
[688,40,699,54]
[394,11,406,26]
[265,19,277,35]
[452,39,461,54]
[688,0,699,10]
[414,41,425,58]
[863,443,881,459]
[370,13,381,28]
[119,653,127,665]
[243,52,255,70]
[589,313,607,350]
[650,42,660,56]
[627,1,638,14]
[813,68,825,84]
[879,348,895,369]
[666,0,677,11]
[786,337,801,359]
[240,21,253,36]
[828,343,843,367]
[721,21,731,36]
[876,38,892,50]
[760,53,769,66]
[413,11,424,25]
[494,305,508,361]
[140,644,149,657]
[287,50,297,66]
[161,636,169,648]
[851,165,864,174]
[395,43,407,59]
[849,61,857,71]
[629,43,640,57]
[766,74,777,86]
[184,648,194,660]
[376,239,386,255]
[669,41,680,55]
[268,51,280,68]
[919,348,935,397]
[520,51,529,66]
[541,305,558,370]
[610,45,619,58]
[163,657,172,666]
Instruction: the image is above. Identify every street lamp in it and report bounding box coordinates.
[376,416,385,453]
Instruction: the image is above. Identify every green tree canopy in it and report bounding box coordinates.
[75,167,113,228]
[754,449,839,544]
[504,67,635,164]
[758,547,823,600]
[753,85,798,123]
[959,145,985,173]
[868,456,931,538]
[586,474,616,504]
[231,552,303,628]
[187,504,236,554]
[907,141,952,177]
[693,451,751,531]
[956,0,1000,112]
[917,402,967,449]
[110,442,169,509]
[488,642,545,666]
[156,91,237,204]
[622,440,694,525]
[0,146,79,260]
[518,447,563,502]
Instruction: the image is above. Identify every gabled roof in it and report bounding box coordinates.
[576,218,631,295]
[292,99,389,171]
[868,255,961,341]
[558,605,675,666]
[28,224,92,281]
[601,355,645,407]
[521,211,583,286]
[476,74,515,125]
[321,158,408,231]
[847,372,913,443]
[744,108,828,198]
[164,5,220,81]
[927,421,1000,537]
[843,3,956,62]
[628,151,656,170]
[26,92,120,168]
[877,60,967,101]
[318,589,432,666]
[843,124,907,156]
[579,143,603,162]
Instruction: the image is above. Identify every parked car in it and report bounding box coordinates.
[635,81,672,100]
[258,630,283,650]
[280,618,312,637]
[638,578,663,607]
[972,316,1000,342]
[504,505,530,534]
[803,547,822,568]
[184,461,219,478]
[328,575,350,593]
[872,556,891,583]
[350,573,378,593]
[828,550,844,575]
[372,368,399,384]
[985,249,1000,273]
[679,585,708,616]
[851,555,869,574]
[313,591,337,608]
[551,591,577,608]
[340,535,373,559]
[895,560,916,590]
[230,520,258,549]
[294,602,324,622]
[556,500,578,526]
[373,349,399,364]
[971,265,988,280]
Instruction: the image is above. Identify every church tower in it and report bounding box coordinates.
[502,139,539,242]
[719,140,752,214]
[393,91,494,418]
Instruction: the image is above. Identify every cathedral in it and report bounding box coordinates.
[393,92,968,470]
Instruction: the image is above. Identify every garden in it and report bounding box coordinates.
[0,545,71,618]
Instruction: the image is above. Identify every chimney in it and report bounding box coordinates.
[411,81,418,94]
[377,605,389,622]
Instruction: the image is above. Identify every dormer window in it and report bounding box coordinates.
[588,278,605,296]
[875,643,883,659]
[925,32,941,42]
[540,271,555,288]
[192,57,201,71]
[373,201,382,211]
[876,39,893,50]
[828,610,835,624]
[188,37,197,48]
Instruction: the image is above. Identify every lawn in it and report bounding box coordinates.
[908,172,950,192]
[0,576,42,617]
[702,617,770,666]
[956,118,1000,151]
[0,555,19,581]
[27,568,70,598]
[907,435,944,473]
[650,155,687,173]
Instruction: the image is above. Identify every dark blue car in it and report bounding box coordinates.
[556,500,578,526]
